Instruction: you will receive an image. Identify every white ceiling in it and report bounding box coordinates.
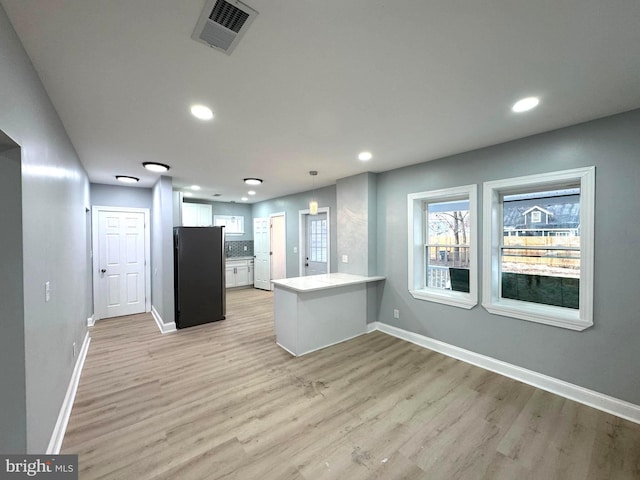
[3,0,640,202]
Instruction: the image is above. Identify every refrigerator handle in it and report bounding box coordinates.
[174,233,180,314]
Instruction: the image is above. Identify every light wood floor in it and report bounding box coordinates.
[62,289,640,479]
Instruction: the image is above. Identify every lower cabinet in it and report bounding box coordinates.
[226,259,254,288]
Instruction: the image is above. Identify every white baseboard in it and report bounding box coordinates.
[151,305,176,334]
[368,321,640,424]
[87,315,95,327]
[47,331,91,454]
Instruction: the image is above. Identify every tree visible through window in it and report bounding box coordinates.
[408,184,477,309]
[426,200,470,291]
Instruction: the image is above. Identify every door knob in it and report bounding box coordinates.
[101,269,106,273]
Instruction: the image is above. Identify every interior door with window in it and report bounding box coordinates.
[94,208,147,319]
[305,212,328,276]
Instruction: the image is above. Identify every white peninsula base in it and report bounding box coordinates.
[272,273,385,356]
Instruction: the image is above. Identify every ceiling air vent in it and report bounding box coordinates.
[192,0,258,55]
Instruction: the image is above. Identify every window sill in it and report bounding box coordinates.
[410,289,477,309]
[482,298,592,331]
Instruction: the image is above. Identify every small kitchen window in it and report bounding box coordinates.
[214,215,244,235]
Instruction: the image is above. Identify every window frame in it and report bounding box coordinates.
[482,167,595,331]
[407,184,478,309]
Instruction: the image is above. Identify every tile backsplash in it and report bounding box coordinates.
[225,240,254,257]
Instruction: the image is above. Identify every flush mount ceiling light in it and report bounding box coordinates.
[248,190,256,195]
[512,97,540,113]
[358,151,373,161]
[190,185,201,191]
[241,197,249,201]
[190,104,214,120]
[115,175,139,184]
[244,178,263,185]
[142,162,170,173]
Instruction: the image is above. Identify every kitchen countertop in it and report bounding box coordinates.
[225,256,254,261]
[271,273,385,293]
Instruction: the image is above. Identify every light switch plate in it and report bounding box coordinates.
[45,281,51,302]
[341,255,349,263]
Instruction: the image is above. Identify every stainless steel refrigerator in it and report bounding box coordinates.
[174,226,226,329]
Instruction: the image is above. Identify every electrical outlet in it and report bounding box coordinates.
[393,309,400,319]
[341,255,349,263]
[293,246,298,253]
[243,246,247,251]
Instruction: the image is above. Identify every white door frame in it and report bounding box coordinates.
[298,207,330,276]
[91,206,151,322]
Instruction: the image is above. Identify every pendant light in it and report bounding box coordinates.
[309,170,318,215]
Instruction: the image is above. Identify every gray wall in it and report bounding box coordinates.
[376,109,640,405]
[0,4,91,452]
[0,145,26,452]
[151,176,175,325]
[253,185,338,278]
[91,183,153,210]
[184,199,254,241]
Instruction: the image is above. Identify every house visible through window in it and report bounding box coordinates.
[501,188,581,309]
[482,167,595,331]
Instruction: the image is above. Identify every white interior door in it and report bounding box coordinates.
[305,212,328,276]
[270,214,286,281]
[253,217,271,290]
[94,208,148,319]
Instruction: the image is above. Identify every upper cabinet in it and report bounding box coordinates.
[182,202,212,226]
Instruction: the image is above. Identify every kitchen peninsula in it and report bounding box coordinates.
[272,273,385,356]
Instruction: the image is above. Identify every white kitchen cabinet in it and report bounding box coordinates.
[226,258,254,288]
[182,202,212,226]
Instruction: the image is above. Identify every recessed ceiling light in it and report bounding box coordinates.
[241,197,249,201]
[190,104,214,120]
[142,162,170,172]
[244,178,263,185]
[184,192,193,197]
[358,151,373,161]
[190,185,201,191]
[512,97,540,113]
[116,175,139,184]
[248,190,256,195]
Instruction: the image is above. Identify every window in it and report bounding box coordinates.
[530,210,542,223]
[309,218,327,262]
[408,184,477,309]
[213,215,244,234]
[482,167,595,330]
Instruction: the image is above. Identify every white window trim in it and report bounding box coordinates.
[482,166,595,331]
[407,184,478,309]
